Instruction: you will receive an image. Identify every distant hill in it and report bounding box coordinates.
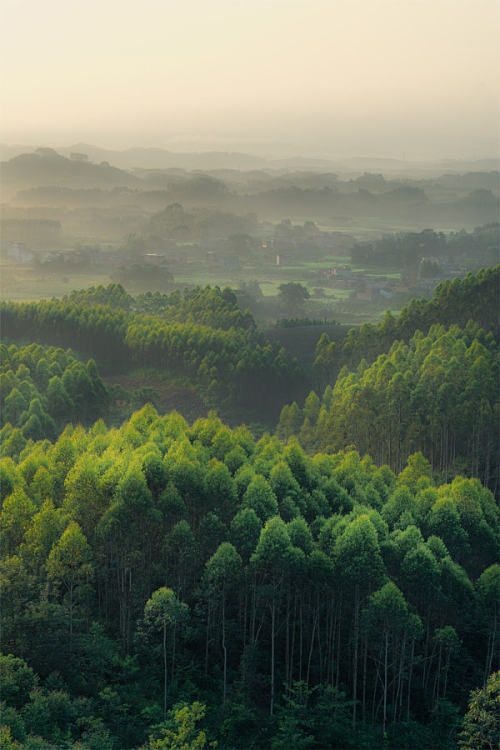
[336,155,500,176]
[450,189,500,223]
[62,144,270,171]
[2,142,499,175]
[0,148,141,191]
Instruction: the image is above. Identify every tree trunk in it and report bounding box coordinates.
[383,630,389,736]
[222,591,228,705]
[352,584,360,728]
[407,638,415,721]
[205,600,210,676]
[163,620,167,720]
[270,594,276,716]
[306,610,317,686]
[69,583,74,651]
[362,634,368,722]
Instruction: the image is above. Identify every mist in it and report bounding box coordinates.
[1,0,499,159]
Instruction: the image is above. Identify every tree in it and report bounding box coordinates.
[334,515,385,727]
[364,581,411,733]
[46,521,93,646]
[0,654,37,709]
[205,543,242,705]
[277,403,303,441]
[46,376,73,421]
[477,565,500,681]
[0,726,21,750]
[243,476,278,522]
[303,392,320,425]
[398,452,433,492]
[460,671,499,750]
[230,508,261,562]
[0,489,36,555]
[278,283,310,316]
[433,626,461,706]
[251,517,296,715]
[145,702,216,750]
[272,682,314,750]
[3,389,27,426]
[143,588,189,720]
[428,495,468,560]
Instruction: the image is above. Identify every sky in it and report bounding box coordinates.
[1,0,499,159]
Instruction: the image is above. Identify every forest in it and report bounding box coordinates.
[0,287,304,418]
[314,267,500,383]
[0,410,498,749]
[2,2,500,746]
[350,225,499,272]
[0,343,107,444]
[0,264,499,749]
[279,323,498,488]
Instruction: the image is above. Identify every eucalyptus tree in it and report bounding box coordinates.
[143,587,189,719]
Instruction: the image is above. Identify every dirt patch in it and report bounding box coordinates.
[104,370,208,424]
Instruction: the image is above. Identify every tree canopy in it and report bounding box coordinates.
[0,407,498,748]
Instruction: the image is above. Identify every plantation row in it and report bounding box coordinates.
[65,284,256,330]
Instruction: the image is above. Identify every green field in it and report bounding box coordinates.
[0,255,403,325]
[0,264,110,301]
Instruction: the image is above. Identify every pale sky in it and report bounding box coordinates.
[1,0,499,158]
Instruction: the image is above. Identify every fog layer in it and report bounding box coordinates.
[1,0,499,158]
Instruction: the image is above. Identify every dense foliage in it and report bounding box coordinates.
[0,342,107,447]
[315,266,500,383]
[351,224,499,270]
[459,671,499,750]
[0,408,498,748]
[66,283,135,310]
[280,323,499,489]
[0,290,302,413]
[65,284,255,330]
[134,287,256,331]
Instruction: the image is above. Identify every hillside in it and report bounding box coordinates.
[0,148,140,191]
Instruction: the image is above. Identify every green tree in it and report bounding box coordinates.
[459,671,499,750]
[243,476,278,522]
[205,543,242,704]
[145,702,216,750]
[251,517,296,715]
[364,581,411,733]
[143,588,189,719]
[0,655,37,709]
[477,565,500,681]
[334,515,385,727]
[230,508,261,562]
[46,521,93,645]
[46,376,73,421]
[3,389,27,426]
[278,283,310,315]
[272,682,314,750]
